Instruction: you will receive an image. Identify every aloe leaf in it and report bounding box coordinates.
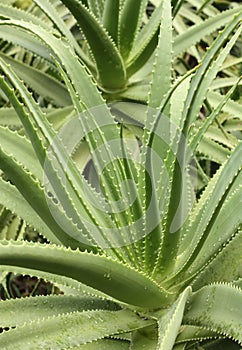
[211,77,242,91]
[119,83,149,101]
[0,265,109,300]
[0,240,173,308]
[182,14,242,138]
[102,0,120,44]
[192,232,242,290]
[0,25,52,62]
[173,7,240,57]
[0,3,52,30]
[148,0,172,109]
[0,177,60,244]
[73,339,130,349]
[173,344,187,350]
[175,325,218,344]
[0,308,152,349]
[0,215,22,241]
[87,0,104,20]
[0,143,91,249]
[188,186,242,277]
[33,0,83,55]
[54,58,142,259]
[0,2,95,72]
[199,339,242,350]
[0,126,42,179]
[156,286,191,350]
[0,208,12,235]
[119,0,147,60]
[197,136,230,164]
[189,80,241,154]
[201,124,238,150]
[0,61,105,248]
[0,108,22,128]
[183,283,242,344]
[172,0,186,17]
[57,0,126,90]
[130,325,158,349]
[0,107,74,130]
[0,23,136,259]
[0,53,127,255]
[157,16,242,277]
[126,1,164,76]
[0,19,116,109]
[0,53,71,107]
[207,91,242,120]
[0,294,119,327]
[46,106,75,131]
[167,142,242,286]
[139,0,173,271]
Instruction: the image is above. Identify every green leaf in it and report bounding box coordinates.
[0,308,151,349]
[182,13,242,137]
[127,1,164,76]
[0,294,119,327]
[156,286,191,350]
[167,142,242,286]
[192,232,242,290]
[102,0,120,44]
[187,186,242,278]
[0,240,173,308]
[33,0,84,56]
[173,7,241,57]
[172,0,186,17]
[189,81,241,154]
[0,25,52,62]
[0,3,52,30]
[183,283,242,344]
[175,325,218,344]
[148,0,172,108]
[73,339,130,349]
[0,107,22,128]
[0,177,59,244]
[207,91,242,120]
[119,0,147,60]
[130,325,158,349]
[0,53,117,252]
[87,0,104,20]
[197,136,230,164]
[0,126,42,180]
[0,265,109,300]
[0,53,71,106]
[58,0,126,90]
[0,143,90,248]
[139,0,173,273]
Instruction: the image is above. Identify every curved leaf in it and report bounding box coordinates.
[156,286,191,350]
[0,294,119,327]
[184,283,242,344]
[173,7,240,57]
[0,309,152,349]
[58,0,126,90]
[0,240,173,308]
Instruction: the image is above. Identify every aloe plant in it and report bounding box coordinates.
[0,0,241,103]
[1,0,241,172]
[0,1,241,349]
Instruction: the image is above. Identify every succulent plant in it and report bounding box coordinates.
[0,0,241,349]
